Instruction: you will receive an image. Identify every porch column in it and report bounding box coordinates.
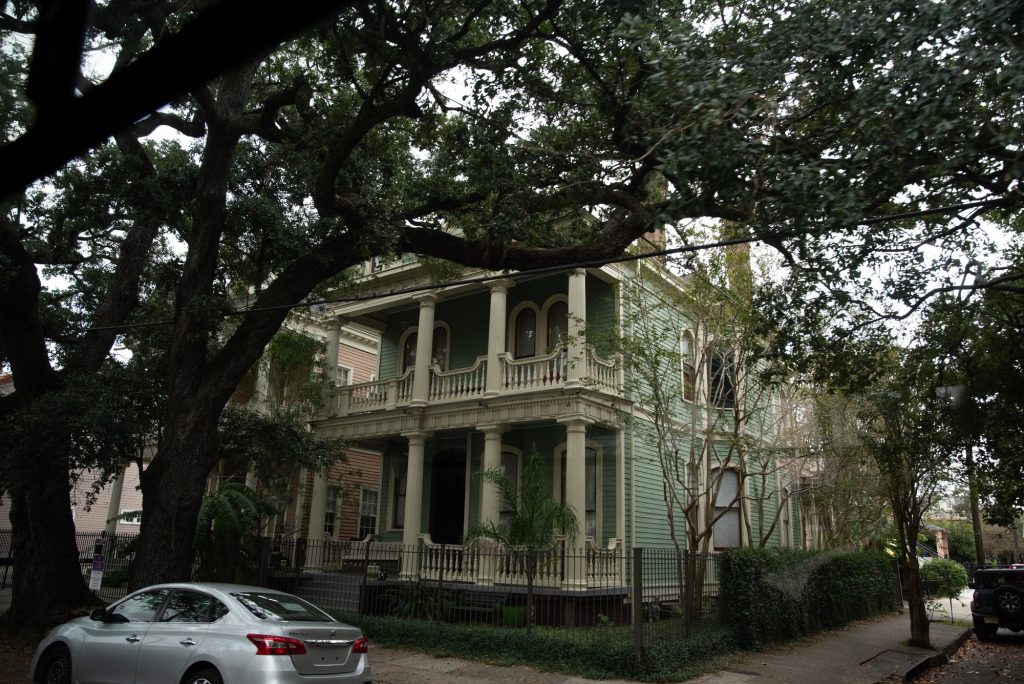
[485,279,514,397]
[400,430,428,580]
[559,416,590,590]
[325,318,342,384]
[566,268,587,388]
[304,472,328,570]
[103,464,127,537]
[476,425,507,586]
[478,425,508,527]
[410,294,438,407]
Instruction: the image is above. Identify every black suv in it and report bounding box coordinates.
[969,567,1024,640]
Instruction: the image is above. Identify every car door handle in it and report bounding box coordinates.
[180,638,197,647]
[126,635,141,643]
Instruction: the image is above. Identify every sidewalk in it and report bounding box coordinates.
[0,585,971,684]
[370,609,971,684]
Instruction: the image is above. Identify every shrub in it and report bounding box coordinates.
[333,611,737,682]
[721,548,899,649]
[919,558,968,598]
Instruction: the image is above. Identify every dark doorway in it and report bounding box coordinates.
[429,449,466,544]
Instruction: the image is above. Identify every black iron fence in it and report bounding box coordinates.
[261,537,725,649]
[1,529,725,650]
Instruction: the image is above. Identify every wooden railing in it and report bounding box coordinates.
[500,350,568,392]
[415,535,624,588]
[429,357,487,401]
[318,348,618,418]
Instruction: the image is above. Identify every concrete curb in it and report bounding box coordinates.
[899,628,973,683]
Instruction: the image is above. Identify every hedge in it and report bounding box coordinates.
[720,548,900,649]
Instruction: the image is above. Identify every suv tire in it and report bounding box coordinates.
[993,586,1024,618]
[973,615,997,641]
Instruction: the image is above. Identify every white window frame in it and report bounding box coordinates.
[357,488,379,540]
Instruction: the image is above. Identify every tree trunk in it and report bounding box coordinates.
[902,557,931,649]
[128,406,223,586]
[0,219,95,626]
[6,466,97,627]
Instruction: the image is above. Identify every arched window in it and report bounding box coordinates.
[399,324,450,373]
[681,332,696,402]
[711,467,741,549]
[546,301,569,352]
[431,326,448,371]
[401,333,417,373]
[514,308,537,358]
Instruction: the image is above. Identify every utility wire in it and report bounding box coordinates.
[84,196,1018,332]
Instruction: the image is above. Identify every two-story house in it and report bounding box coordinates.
[308,250,803,596]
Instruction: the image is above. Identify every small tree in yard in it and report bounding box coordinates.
[855,357,954,649]
[610,256,801,631]
[465,454,577,634]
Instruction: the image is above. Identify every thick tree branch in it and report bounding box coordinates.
[0,0,348,198]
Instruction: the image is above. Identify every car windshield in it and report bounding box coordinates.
[230,592,334,622]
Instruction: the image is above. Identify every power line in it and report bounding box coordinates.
[84,195,1019,332]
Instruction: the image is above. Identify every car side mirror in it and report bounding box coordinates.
[90,608,107,621]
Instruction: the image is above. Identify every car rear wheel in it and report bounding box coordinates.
[993,586,1024,618]
[39,645,71,684]
[973,616,997,641]
[183,667,222,684]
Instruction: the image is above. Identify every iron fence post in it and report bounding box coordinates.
[632,547,643,660]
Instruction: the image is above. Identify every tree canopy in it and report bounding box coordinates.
[1,0,1022,627]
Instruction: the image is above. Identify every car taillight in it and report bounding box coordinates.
[247,634,308,655]
[352,637,368,654]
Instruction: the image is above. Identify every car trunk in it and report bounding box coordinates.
[285,624,363,675]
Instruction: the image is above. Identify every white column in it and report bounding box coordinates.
[410,294,438,407]
[485,280,514,397]
[103,465,127,537]
[566,268,587,388]
[478,425,508,527]
[559,416,590,590]
[304,472,328,570]
[325,319,342,384]
[400,431,428,580]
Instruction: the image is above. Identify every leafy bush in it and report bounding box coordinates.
[721,548,899,649]
[920,558,969,598]
[333,611,737,682]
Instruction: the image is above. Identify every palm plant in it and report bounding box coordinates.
[465,454,577,632]
[194,482,278,583]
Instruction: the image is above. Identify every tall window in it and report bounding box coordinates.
[358,488,379,539]
[391,470,407,529]
[514,309,537,358]
[711,468,741,549]
[709,350,736,408]
[401,333,417,373]
[323,485,341,537]
[559,447,598,539]
[400,326,449,372]
[431,326,448,370]
[337,365,352,386]
[681,332,696,402]
[546,301,569,351]
[499,451,521,529]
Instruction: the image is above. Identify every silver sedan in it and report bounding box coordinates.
[30,582,372,684]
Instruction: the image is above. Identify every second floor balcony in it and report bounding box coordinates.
[320,346,620,419]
